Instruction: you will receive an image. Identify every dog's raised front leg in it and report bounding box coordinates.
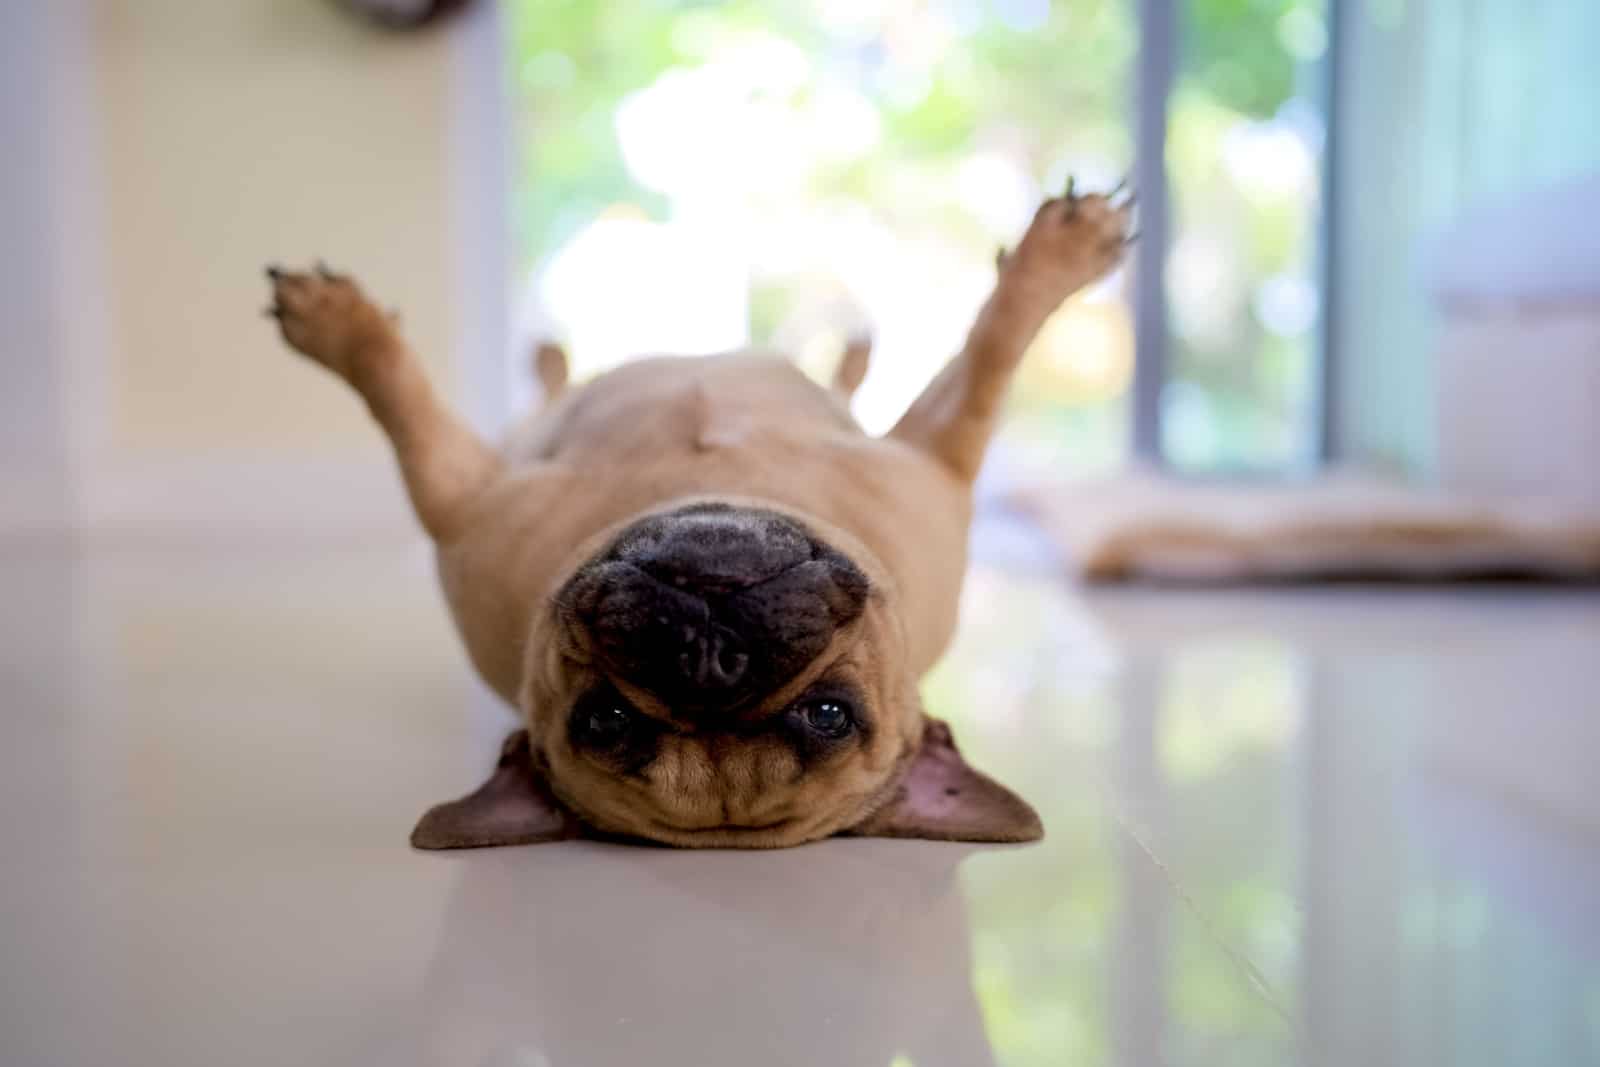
[890,184,1133,481]
[266,264,500,541]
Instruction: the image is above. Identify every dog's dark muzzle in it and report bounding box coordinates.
[557,503,869,714]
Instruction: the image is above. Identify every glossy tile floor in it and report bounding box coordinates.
[3,536,1598,1066]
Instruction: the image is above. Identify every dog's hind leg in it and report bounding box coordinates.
[889,182,1133,482]
[265,264,500,541]
[532,340,568,403]
[831,335,871,400]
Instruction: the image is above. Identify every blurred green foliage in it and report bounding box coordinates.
[507,0,1134,259]
[1184,0,1319,116]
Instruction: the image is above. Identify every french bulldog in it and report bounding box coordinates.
[263,183,1132,849]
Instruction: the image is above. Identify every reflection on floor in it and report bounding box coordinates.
[2,537,1596,1066]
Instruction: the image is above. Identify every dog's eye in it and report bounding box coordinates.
[585,705,634,741]
[568,687,662,776]
[571,689,642,749]
[798,699,855,739]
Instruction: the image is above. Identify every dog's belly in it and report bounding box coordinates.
[438,352,972,705]
[502,351,857,466]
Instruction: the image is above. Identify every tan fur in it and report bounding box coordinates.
[265,188,1130,847]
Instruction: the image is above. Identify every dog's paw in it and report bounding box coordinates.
[997,178,1135,304]
[264,263,397,381]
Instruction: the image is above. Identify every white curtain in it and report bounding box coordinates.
[1332,0,1600,475]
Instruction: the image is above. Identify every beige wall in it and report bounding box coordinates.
[97,0,463,456]
[5,0,507,532]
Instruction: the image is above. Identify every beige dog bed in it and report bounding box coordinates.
[1012,471,1600,583]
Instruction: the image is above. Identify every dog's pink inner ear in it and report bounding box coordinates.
[411,730,581,850]
[849,718,1043,844]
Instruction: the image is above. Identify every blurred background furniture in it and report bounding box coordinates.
[1427,176,1600,507]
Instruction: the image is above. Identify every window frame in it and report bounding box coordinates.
[1130,0,1340,473]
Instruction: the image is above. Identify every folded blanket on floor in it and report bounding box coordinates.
[1011,471,1600,583]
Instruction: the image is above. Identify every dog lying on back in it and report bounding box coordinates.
[265,183,1132,848]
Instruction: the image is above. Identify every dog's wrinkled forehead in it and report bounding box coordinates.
[556,503,870,717]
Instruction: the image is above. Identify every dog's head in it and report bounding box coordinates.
[413,501,1041,849]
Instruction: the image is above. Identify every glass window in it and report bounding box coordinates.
[508,0,1137,477]
[507,0,1331,478]
[1162,0,1328,473]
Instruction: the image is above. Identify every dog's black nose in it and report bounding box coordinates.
[616,501,820,590]
[681,626,749,689]
[558,504,869,714]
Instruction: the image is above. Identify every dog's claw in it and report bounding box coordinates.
[1108,176,1128,198]
[1064,175,1076,200]
[995,246,1009,270]
[316,259,335,280]
[1124,230,1141,245]
[266,265,282,280]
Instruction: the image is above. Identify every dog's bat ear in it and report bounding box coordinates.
[849,718,1043,844]
[411,729,582,850]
